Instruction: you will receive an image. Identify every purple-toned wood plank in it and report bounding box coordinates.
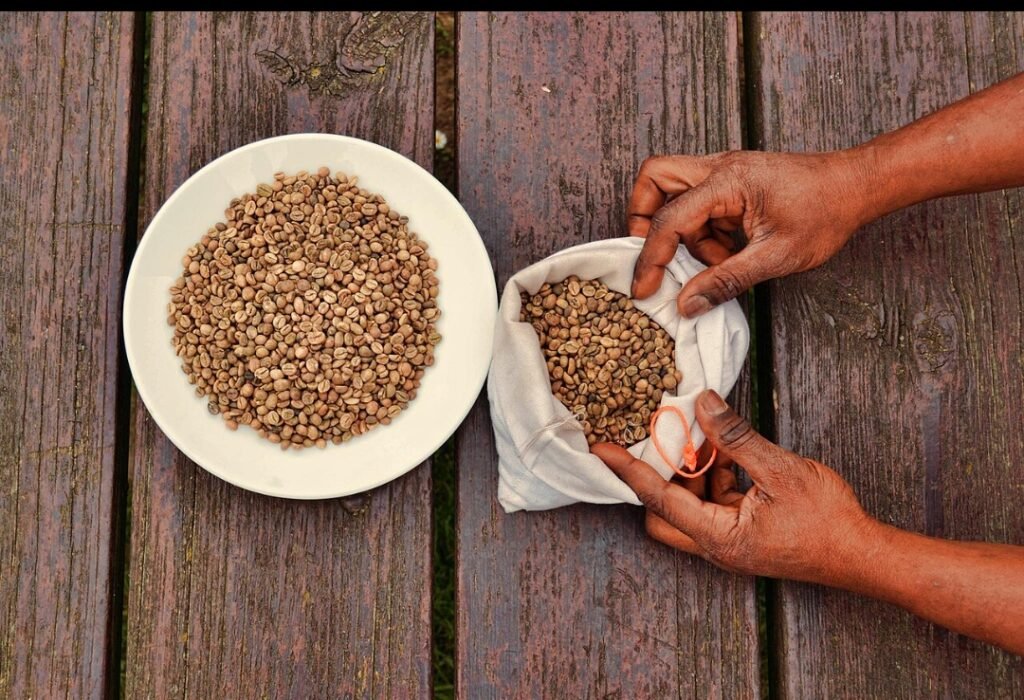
[124,13,434,699]
[0,12,138,699]
[456,12,760,698]
[752,11,1024,698]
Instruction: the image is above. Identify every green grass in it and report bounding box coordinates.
[435,15,454,57]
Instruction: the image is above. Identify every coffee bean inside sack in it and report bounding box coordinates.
[520,275,681,447]
[168,167,441,450]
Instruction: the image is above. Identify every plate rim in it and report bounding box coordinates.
[123,132,496,499]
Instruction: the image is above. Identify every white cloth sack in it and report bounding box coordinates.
[489,237,749,513]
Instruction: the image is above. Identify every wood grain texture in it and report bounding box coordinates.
[750,11,1024,698]
[456,13,760,698]
[0,12,137,699]
[124,13,434,699]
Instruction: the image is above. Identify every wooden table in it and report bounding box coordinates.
[2,11,1022,699]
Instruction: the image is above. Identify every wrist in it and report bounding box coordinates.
[843,129,950,225]
[803,511,895,589]
[833,143,898,229]
[818,514,909,597]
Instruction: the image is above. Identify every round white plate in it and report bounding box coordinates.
[124,134,496,499]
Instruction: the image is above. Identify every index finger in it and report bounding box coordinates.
[591,442,728,539]
[631,181,722,299]
[628,155,713,238]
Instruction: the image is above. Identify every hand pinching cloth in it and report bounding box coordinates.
[488,237,749,512]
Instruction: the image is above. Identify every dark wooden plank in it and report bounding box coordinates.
[751,11,1024,698]
[124,13,434,699]
[0,12,138,699]
[456,12,760,698]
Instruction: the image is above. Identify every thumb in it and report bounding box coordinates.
[591,442,728,540]
[677,245,765,318]
[694,390,791,488]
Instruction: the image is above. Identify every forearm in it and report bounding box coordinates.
[847,71,1024,223]
[830,519,1024,654]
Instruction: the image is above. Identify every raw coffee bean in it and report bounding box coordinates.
[521,275,680,447]
[169,168,442,449]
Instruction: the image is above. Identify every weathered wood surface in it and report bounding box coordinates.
[0,12,138,700]
[0,12,138,699]
[751,11,1024,698]
[124,13,435,699]
[456,12,760,698]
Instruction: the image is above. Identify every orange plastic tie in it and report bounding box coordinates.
[649,405,716,479]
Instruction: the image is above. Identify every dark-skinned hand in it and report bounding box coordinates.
[591,389,870,582]
[590,390,1024,655]
[607,72,1024,653]
[628,151,871,318]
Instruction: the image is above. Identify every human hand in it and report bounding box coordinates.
[591,389,874,583]
[628,150,874,318]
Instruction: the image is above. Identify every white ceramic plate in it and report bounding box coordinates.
[124,134,496,499]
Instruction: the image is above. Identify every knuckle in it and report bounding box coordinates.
[636,482,668,514]
[715,413,757,450]
[636,489,662,513]
[708,265,747,302]
[644,516,656,536]
[701,178,723,208]
[648,207,674,234]
[718,154,751,183]
[712,150,743,170]
[716,155,756,194]
[638,155,662,174]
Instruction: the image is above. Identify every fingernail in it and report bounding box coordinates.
[698,389,728,416]
[630,278,639,298]
[680,295,712,319]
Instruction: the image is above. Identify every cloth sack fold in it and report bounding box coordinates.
[488,237,749,513]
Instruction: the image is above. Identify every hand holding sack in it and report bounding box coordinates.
[488,237,749,512]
